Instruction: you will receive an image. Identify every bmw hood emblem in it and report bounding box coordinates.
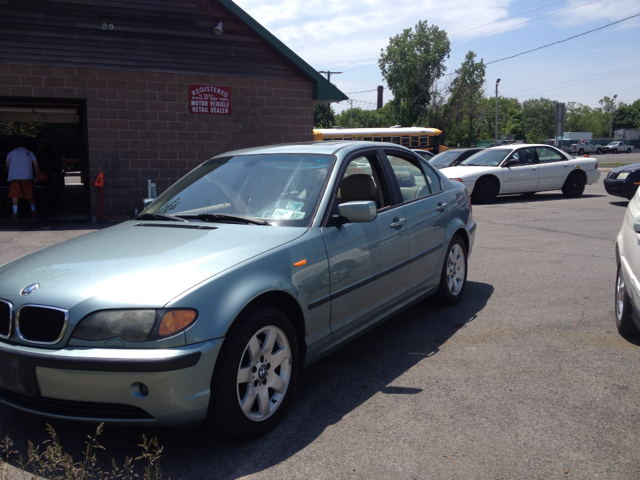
[20,283,40,296]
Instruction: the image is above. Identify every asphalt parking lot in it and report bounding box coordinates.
[0,177,639,479]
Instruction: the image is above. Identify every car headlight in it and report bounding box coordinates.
[617,172,629,180]
[71,309,198,342]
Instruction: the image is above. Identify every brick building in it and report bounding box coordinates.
[0,0,347,219]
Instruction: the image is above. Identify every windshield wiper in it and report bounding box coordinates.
[178,213,271,226]
[135,213,187,222]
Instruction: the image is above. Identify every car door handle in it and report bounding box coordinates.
[436,202,448,212]
[390,218,407,229]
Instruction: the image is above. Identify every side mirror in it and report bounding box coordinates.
[633,212,640,234]
[142,198,154,208]
[338,201,377,223]
[503,159,518,168]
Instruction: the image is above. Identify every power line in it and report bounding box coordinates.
[503,64,640,96]
[451,0,603,44]
[450,0,567,36]
[507,65,640,98]
[486,12,640,66]
[345,89,379,94]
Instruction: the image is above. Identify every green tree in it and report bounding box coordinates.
[314,104,336,128]
[443,51,486,147]
[334,107,385,128]
[613,102,640,130]
[379,20,450,126]
[522,98,557,143]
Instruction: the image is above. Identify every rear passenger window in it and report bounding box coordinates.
[386,154,430,203]
[535,147,564,163]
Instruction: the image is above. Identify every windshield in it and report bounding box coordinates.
[607,142,618,146]
[461,149,510,166]
[145,154,334,227]
[430,150,461,167]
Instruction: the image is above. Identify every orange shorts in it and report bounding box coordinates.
[8,180,34,200]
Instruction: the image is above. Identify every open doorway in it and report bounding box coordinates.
[0,99,90,220]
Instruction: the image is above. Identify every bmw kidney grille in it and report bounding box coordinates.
[0,300,11,338]
[17,306,69,344]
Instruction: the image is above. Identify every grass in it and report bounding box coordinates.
[0,423,169,480]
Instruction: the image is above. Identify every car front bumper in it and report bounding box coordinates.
[604,179,638,200]
[0,339,222,426]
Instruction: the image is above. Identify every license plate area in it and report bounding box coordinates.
[0,351,40,397]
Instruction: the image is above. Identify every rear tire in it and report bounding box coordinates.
[578,148,584,155]
[435,235,467,305]
[562,172,586,197]
[627,149,632,154]
[206,304,299,440]
[596,148,602,154]
[472,177,499,204]
[616,264,640,336]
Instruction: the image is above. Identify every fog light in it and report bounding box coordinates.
[131,382,150,398]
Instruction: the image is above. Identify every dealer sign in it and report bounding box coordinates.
[189,85,231,115]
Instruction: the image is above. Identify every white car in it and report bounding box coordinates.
[440,144,601,203]
[615,188,640,336]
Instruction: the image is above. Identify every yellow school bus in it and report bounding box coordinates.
[313,127,448,154]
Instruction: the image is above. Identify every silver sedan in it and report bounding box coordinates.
[0,141,475,439]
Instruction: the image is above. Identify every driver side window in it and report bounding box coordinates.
[510,147,534,165]
[337,155,388,209]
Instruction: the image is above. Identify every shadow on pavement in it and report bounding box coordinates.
[0,281,494,479]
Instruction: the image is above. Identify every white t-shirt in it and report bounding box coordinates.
[6,147,37,181]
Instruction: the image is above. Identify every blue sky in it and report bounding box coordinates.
[235,0,640,114]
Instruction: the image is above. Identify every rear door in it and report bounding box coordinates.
[383,148,449,291]
[534,146,571,190]
[321,150,409,333]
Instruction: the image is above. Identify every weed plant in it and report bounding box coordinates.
[0,423,170,480]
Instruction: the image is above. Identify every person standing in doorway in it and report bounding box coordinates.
[6,143,39,218]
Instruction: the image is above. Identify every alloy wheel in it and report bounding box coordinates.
[236,325,292,422]
[446,244,466,296]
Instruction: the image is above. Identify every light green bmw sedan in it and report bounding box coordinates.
[0,141,475,439]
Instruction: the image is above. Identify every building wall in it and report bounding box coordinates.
[0,63,314,218]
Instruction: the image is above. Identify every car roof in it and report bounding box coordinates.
[213,140,418,158]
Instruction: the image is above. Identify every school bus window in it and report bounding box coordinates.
[343,137,352,140]
[363,137,372,141]
[401,137,410,146]
[383,136,391,142]
[373,137,382,142]
[323,138,333,141]
[392,136,400,144]
[420,136,428,146]
[411,136,419,147]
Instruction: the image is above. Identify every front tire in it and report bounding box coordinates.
[472,177,499,204]
[206,304,299,440]
[435,235,468,305]
[562,172,586,197]
[615,264,640,336]
[596,148,602,154]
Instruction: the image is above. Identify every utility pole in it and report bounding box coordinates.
[319,71,341,128]
[609,94,617,138]
[377,86,384,110]
[494,79,501,146]
[349,99,354,128]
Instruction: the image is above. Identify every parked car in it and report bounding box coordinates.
[414,149,434,160]
[440,144,601,204]
[603,141,634,154]
[429,148,485,169]
[604,163,640,200]
[0,135,65,215]
[567,140,602,156]
[615,186,640,336]
[0,141,475,439]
